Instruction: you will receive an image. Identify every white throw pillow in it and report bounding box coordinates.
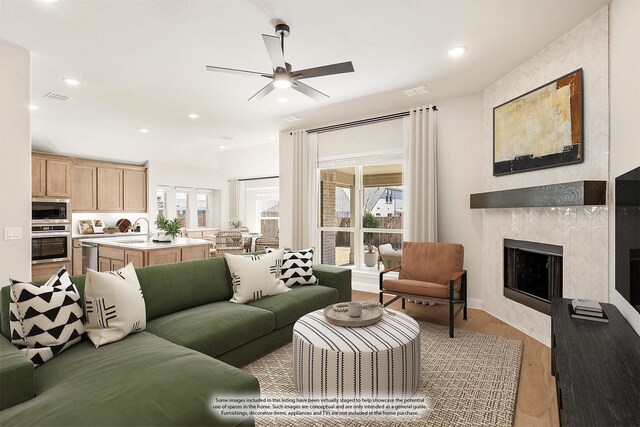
[9,267,85,367]
[265,247,318,287]
[225,248,290,303]
[84,263,146,347]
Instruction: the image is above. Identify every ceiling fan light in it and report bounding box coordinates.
[273,74,292,89]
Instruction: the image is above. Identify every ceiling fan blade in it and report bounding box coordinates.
[248,82,276,101]
[262,34,286,70]
[291,61,354,80]
[205,65,269,76]
[292,80,329,101]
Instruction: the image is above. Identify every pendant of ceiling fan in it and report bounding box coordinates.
[205,22,354,101]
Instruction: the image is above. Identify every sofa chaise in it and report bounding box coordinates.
[0,257,351,426]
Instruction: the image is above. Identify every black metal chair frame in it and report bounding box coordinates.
[379,265,468,338]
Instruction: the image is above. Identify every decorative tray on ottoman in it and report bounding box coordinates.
[323,304,384,327]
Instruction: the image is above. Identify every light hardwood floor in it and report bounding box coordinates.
[353,290,559,427]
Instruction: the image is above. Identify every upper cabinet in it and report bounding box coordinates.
[31,154,71,198]
[124,169,147,212]
[97,167,124,211]
[71,164,97,211]
[35,153,147,213]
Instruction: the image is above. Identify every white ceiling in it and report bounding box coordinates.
[0,0,609,167]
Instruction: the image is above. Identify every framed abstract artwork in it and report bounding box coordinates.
[493,68,583,176]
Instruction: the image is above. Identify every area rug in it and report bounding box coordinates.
[242,321,523,427]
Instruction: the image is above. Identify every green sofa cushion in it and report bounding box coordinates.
[248,285,338,329]
[0,332,259,426]
[312,265,352,303]
[0,335,34,411]
[146,302,275,358]
[135,258,232,321]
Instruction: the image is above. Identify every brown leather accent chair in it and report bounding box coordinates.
[379,241,468,338]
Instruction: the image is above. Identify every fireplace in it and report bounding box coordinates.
[504,239,563,315]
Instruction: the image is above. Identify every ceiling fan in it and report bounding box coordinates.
[205,23,354,101]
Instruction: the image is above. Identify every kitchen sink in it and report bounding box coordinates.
[118,239,149,244]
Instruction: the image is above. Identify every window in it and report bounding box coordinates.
[257,198,279,237]
[197,191,211,227]
[156,188,167,220]
[176,191,189,228]
[318,164,403,270]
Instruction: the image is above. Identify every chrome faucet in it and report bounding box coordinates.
[132,217,151,240]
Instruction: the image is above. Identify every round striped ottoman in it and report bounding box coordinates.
[292,308,421,398]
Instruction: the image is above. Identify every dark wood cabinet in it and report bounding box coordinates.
[551,298,640,426]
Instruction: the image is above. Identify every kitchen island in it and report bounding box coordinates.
[81,237,211,271]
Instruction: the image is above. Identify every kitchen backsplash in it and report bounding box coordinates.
[71,212,150,237]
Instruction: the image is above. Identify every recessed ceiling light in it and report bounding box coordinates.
[28,105,40,111]
[218,135,234,141]
[283,115,301,122]
[63,78,81,86]
[219,145,226,150]
[139,128,149,133]
[268,136,276,141]
[188,113,199,119]
[447,46,467,58]
[277,97,288,104]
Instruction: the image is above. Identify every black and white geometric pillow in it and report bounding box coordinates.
[9,267,85,367]
[266,247,318,287]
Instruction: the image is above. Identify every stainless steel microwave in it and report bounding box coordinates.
[32,198,70,224]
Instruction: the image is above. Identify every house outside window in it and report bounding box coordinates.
[156,187,167,220]
[197,191,211,227]
[176,191,189,228]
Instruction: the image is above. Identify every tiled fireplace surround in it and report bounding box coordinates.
[479,8,609,346]
[482,207,608,345]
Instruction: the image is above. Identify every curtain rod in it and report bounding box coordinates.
[228,175,279,182]
[297,105,437,135]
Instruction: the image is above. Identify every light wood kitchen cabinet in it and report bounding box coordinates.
[98,257,112,272]
[147,248,181,266]
[72,239,83,275]
[181,246,209,262]
[124,250,144,268]
[31,154,71,198]
[97,167,124,211]
[32,261,68,282]
[32,157,47,197]
[71,165,97,211]
[123,169,147,212]
[46,159,71,197]
[110,259,125,270]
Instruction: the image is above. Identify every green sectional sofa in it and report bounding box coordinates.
[0,258,351,426]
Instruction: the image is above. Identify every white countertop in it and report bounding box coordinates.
[73,232,147,239]
[81,237,211,251]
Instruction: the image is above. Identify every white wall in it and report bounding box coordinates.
[609,0,640,334]
[436,92,484,303]
[0,40,31,283]
[219,142,279,180]
[279,131,295,248]
[147,161,227,231]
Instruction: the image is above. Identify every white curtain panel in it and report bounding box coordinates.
[403,106,438,242]
[228,179,240,222]
[292,130,318,250]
